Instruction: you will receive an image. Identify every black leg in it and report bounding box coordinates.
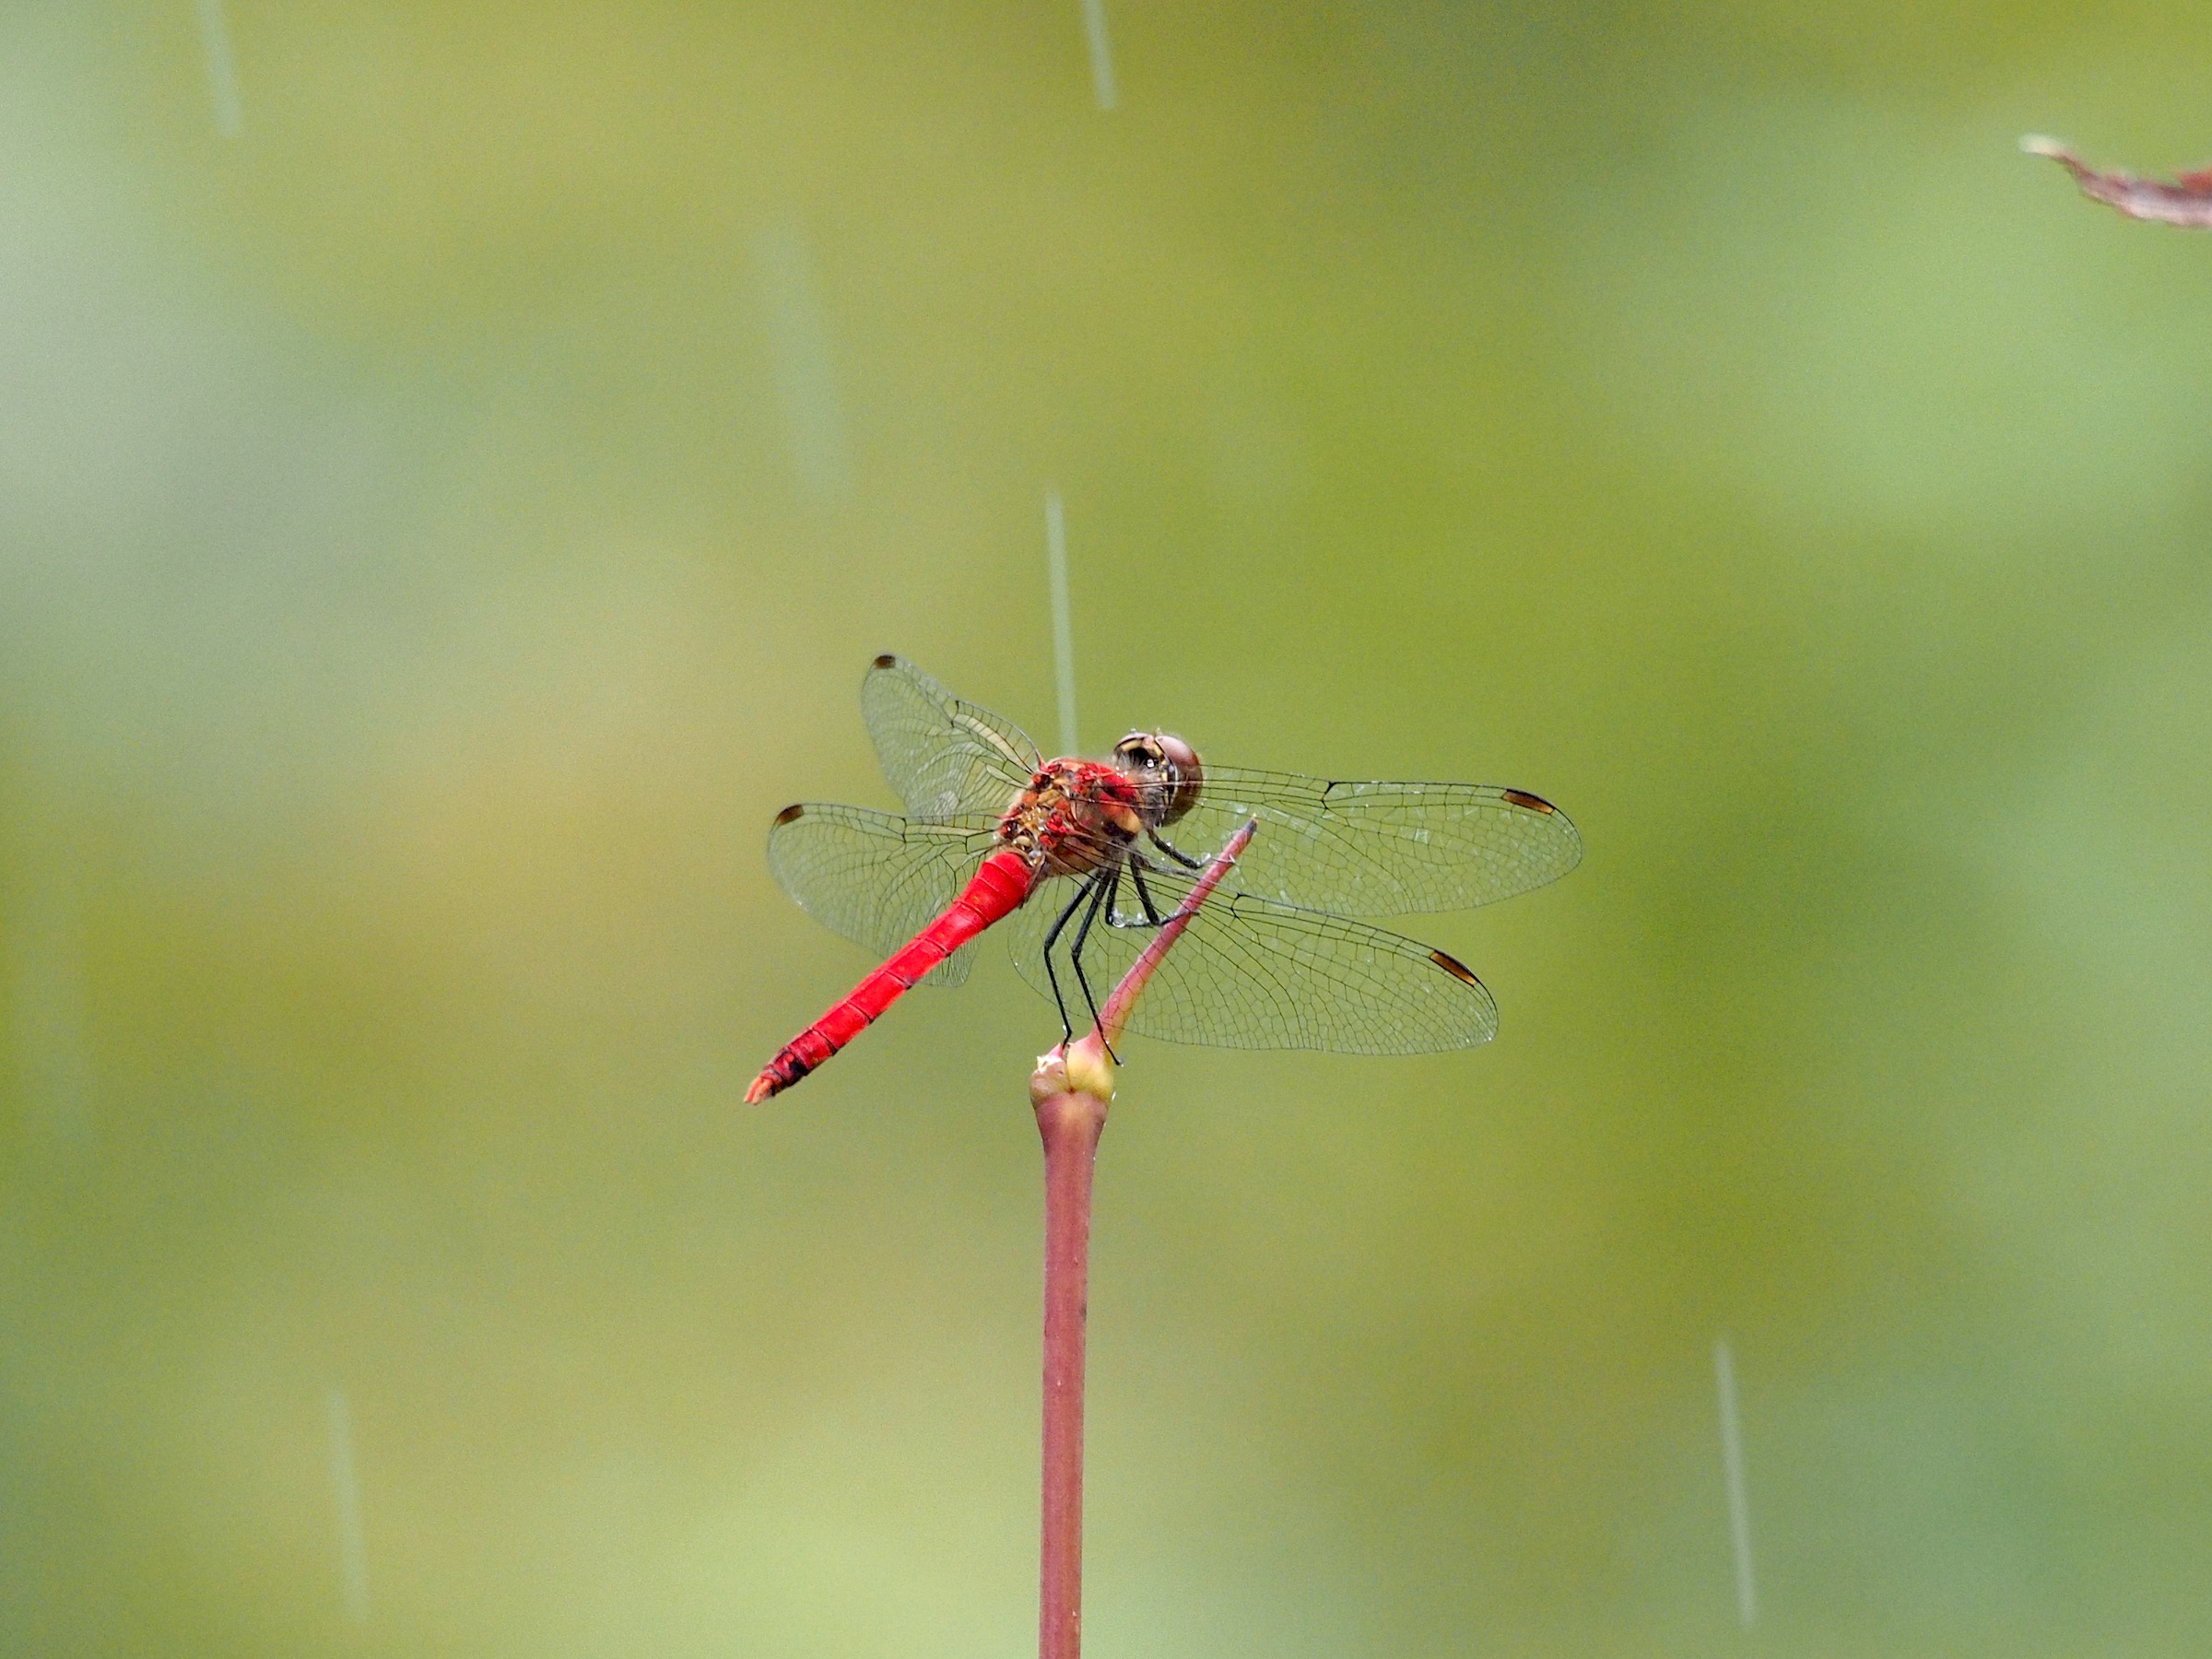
[1148,829,1206,869]
[1039,876,1095,1044]
[1068,867,1119,1063]
[1126,857,1168,926]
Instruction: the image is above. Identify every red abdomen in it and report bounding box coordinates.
[747,849,1039,1102]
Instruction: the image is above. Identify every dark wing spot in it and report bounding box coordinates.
[773,803,806,826]
[1430,947,1486,988]
[1500,789,1557,814]
[871,653,899,670]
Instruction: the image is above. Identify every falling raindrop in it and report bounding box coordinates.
[749,226,852,504]
[1046,493,1078,756]
[328,1390,370,1625]
[1713,1338,1759,1628]
[1079,0,1117,111]
[194,0,244,137]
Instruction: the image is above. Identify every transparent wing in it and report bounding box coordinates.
[765,802,1002,988]
[1000,865,1498,1053]
[1159,770,1583,917]
[860,655,1041,820]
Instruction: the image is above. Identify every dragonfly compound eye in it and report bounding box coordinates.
[1115,731,1203,825]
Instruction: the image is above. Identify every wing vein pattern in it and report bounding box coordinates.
[1174,768,1583,917]
[1000,865,1498,1053]
[862,655,1040,820]
[767,803,1000,987]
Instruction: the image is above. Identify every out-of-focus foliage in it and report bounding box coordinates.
[6,3,2212,1653]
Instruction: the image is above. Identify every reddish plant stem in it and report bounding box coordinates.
[1030,818,1256,1659]
[1035,1085,1106,1659]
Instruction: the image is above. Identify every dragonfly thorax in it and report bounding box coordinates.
[1112,732,1204,827]
[997,759,1147,878]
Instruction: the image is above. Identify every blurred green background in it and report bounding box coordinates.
[6,3,2212,1654]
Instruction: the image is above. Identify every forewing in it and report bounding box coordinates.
[1000,866,1497,1053]
[860,655,1041,819]
[1164,769,1583,916]
[766,802,1001,987]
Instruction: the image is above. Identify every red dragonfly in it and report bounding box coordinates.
[747,656,1581,1102]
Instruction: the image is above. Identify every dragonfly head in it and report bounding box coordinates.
[1112,731,1204,827]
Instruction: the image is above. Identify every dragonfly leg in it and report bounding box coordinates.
[1068,866,1121,1065]
[1125,857,1168,926]
[1038,875,1096,1045]
[1147,829,1206,870]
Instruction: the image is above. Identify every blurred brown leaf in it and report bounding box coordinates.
[2024,135,2212,227]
